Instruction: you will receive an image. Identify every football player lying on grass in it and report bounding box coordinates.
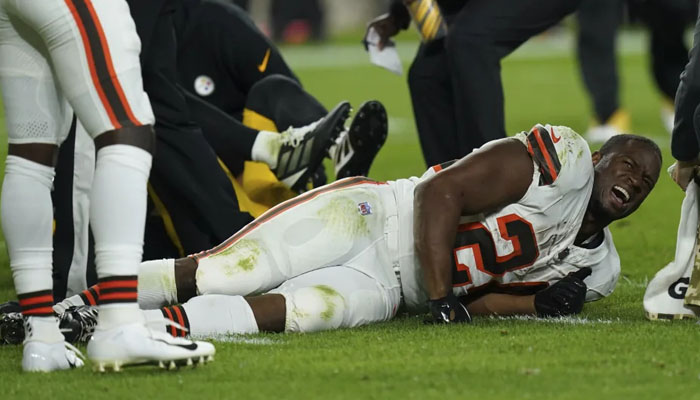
[0,124,662,342]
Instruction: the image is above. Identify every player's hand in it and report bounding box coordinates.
[534,267,591,318]
[365,14,401,51]
[668,160,699,191]
[426,293,472,324]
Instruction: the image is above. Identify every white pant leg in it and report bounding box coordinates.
[65,121,94,296]
[194,178,400,297]
[0,3,71,145]
[269,266,400,333]
[1,0,154,137]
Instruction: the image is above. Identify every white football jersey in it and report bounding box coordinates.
[393,124,620,310]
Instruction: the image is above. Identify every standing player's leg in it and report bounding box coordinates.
[8,0,214,369]
[636,0,697,132]
[576,0,628,143]
[0,9,80,370]
[148,265,401,337]
[446,0,581,156]
[244,75,388,179]
[408,42,460,167]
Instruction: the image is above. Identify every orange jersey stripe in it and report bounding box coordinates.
[23,307,55,315]
[99,280,138,290]
[172,307,186,337]
[84,289,97,305]
[64,0,120,129]
[198,177,385,259]
[82,0,141,126]
[532,128,558,181]
[100,292,138,301]
[162,307,178,337]
[19,295,54,307]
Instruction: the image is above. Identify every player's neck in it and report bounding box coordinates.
[575,212,608,246]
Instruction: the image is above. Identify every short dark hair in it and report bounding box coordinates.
[598,134,662,164]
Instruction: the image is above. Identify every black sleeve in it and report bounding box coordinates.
[390,0,411,30]
[671,8,700,161]
[182,88,258,166]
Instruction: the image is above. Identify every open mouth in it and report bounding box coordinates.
[611,185,630,205]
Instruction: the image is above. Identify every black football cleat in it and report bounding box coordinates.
[0,312,24,345]
[333,100,388,179]
[274,101,351,191]
[60,306,98,344]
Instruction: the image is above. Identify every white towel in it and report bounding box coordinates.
[643,181,699,320]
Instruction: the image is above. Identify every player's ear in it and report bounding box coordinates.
[591,151,601,166]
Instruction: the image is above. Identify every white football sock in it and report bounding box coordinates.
[251,130,280,168]
[25,316,63,344]
[137,259,178,309]
[183,295,259,336]
[1,155,55,295]
[52,285,100,315]
[90,144,151,327]
[150,295,259,338]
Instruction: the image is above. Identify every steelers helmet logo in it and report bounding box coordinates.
[194,75,215,96]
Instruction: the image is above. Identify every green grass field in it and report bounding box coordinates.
[1,31,700,399]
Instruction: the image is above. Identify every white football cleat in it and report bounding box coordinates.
[585,124,622,144]
[22,340,85,372]
[87,322,215,372]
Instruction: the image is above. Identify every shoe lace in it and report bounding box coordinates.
[280,118,321,148]
[64,341,85,361]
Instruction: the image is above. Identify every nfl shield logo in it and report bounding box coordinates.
[358,202,372,216]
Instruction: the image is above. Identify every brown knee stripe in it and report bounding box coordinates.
[94,125,155,153]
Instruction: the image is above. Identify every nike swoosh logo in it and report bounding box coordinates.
[257,49,271,73]
[550,127,561,143]
[155,338,199,351]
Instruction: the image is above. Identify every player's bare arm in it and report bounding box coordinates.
[466,268,592,317]
[413,138,534,302]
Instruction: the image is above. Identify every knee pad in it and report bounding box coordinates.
[278,285,347,333]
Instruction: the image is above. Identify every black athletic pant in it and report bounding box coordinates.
[408,0,582,167]
[631,0,697,100]
[577,0,624,123]
[129,0,253,257]
[185,74,326,177]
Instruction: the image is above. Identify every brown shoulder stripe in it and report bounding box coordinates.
[526,125,561,185]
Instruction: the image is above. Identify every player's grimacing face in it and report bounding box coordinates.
[591,141,661,220]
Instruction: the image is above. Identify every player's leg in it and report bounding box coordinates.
[0,5,80,370]
[184,78,351,192]
[408,41,460,166]
[576,0,627,143]
[136,178,395,308]
[7,0,215,369]
[446,0,581,155]
[148,265,400,337]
